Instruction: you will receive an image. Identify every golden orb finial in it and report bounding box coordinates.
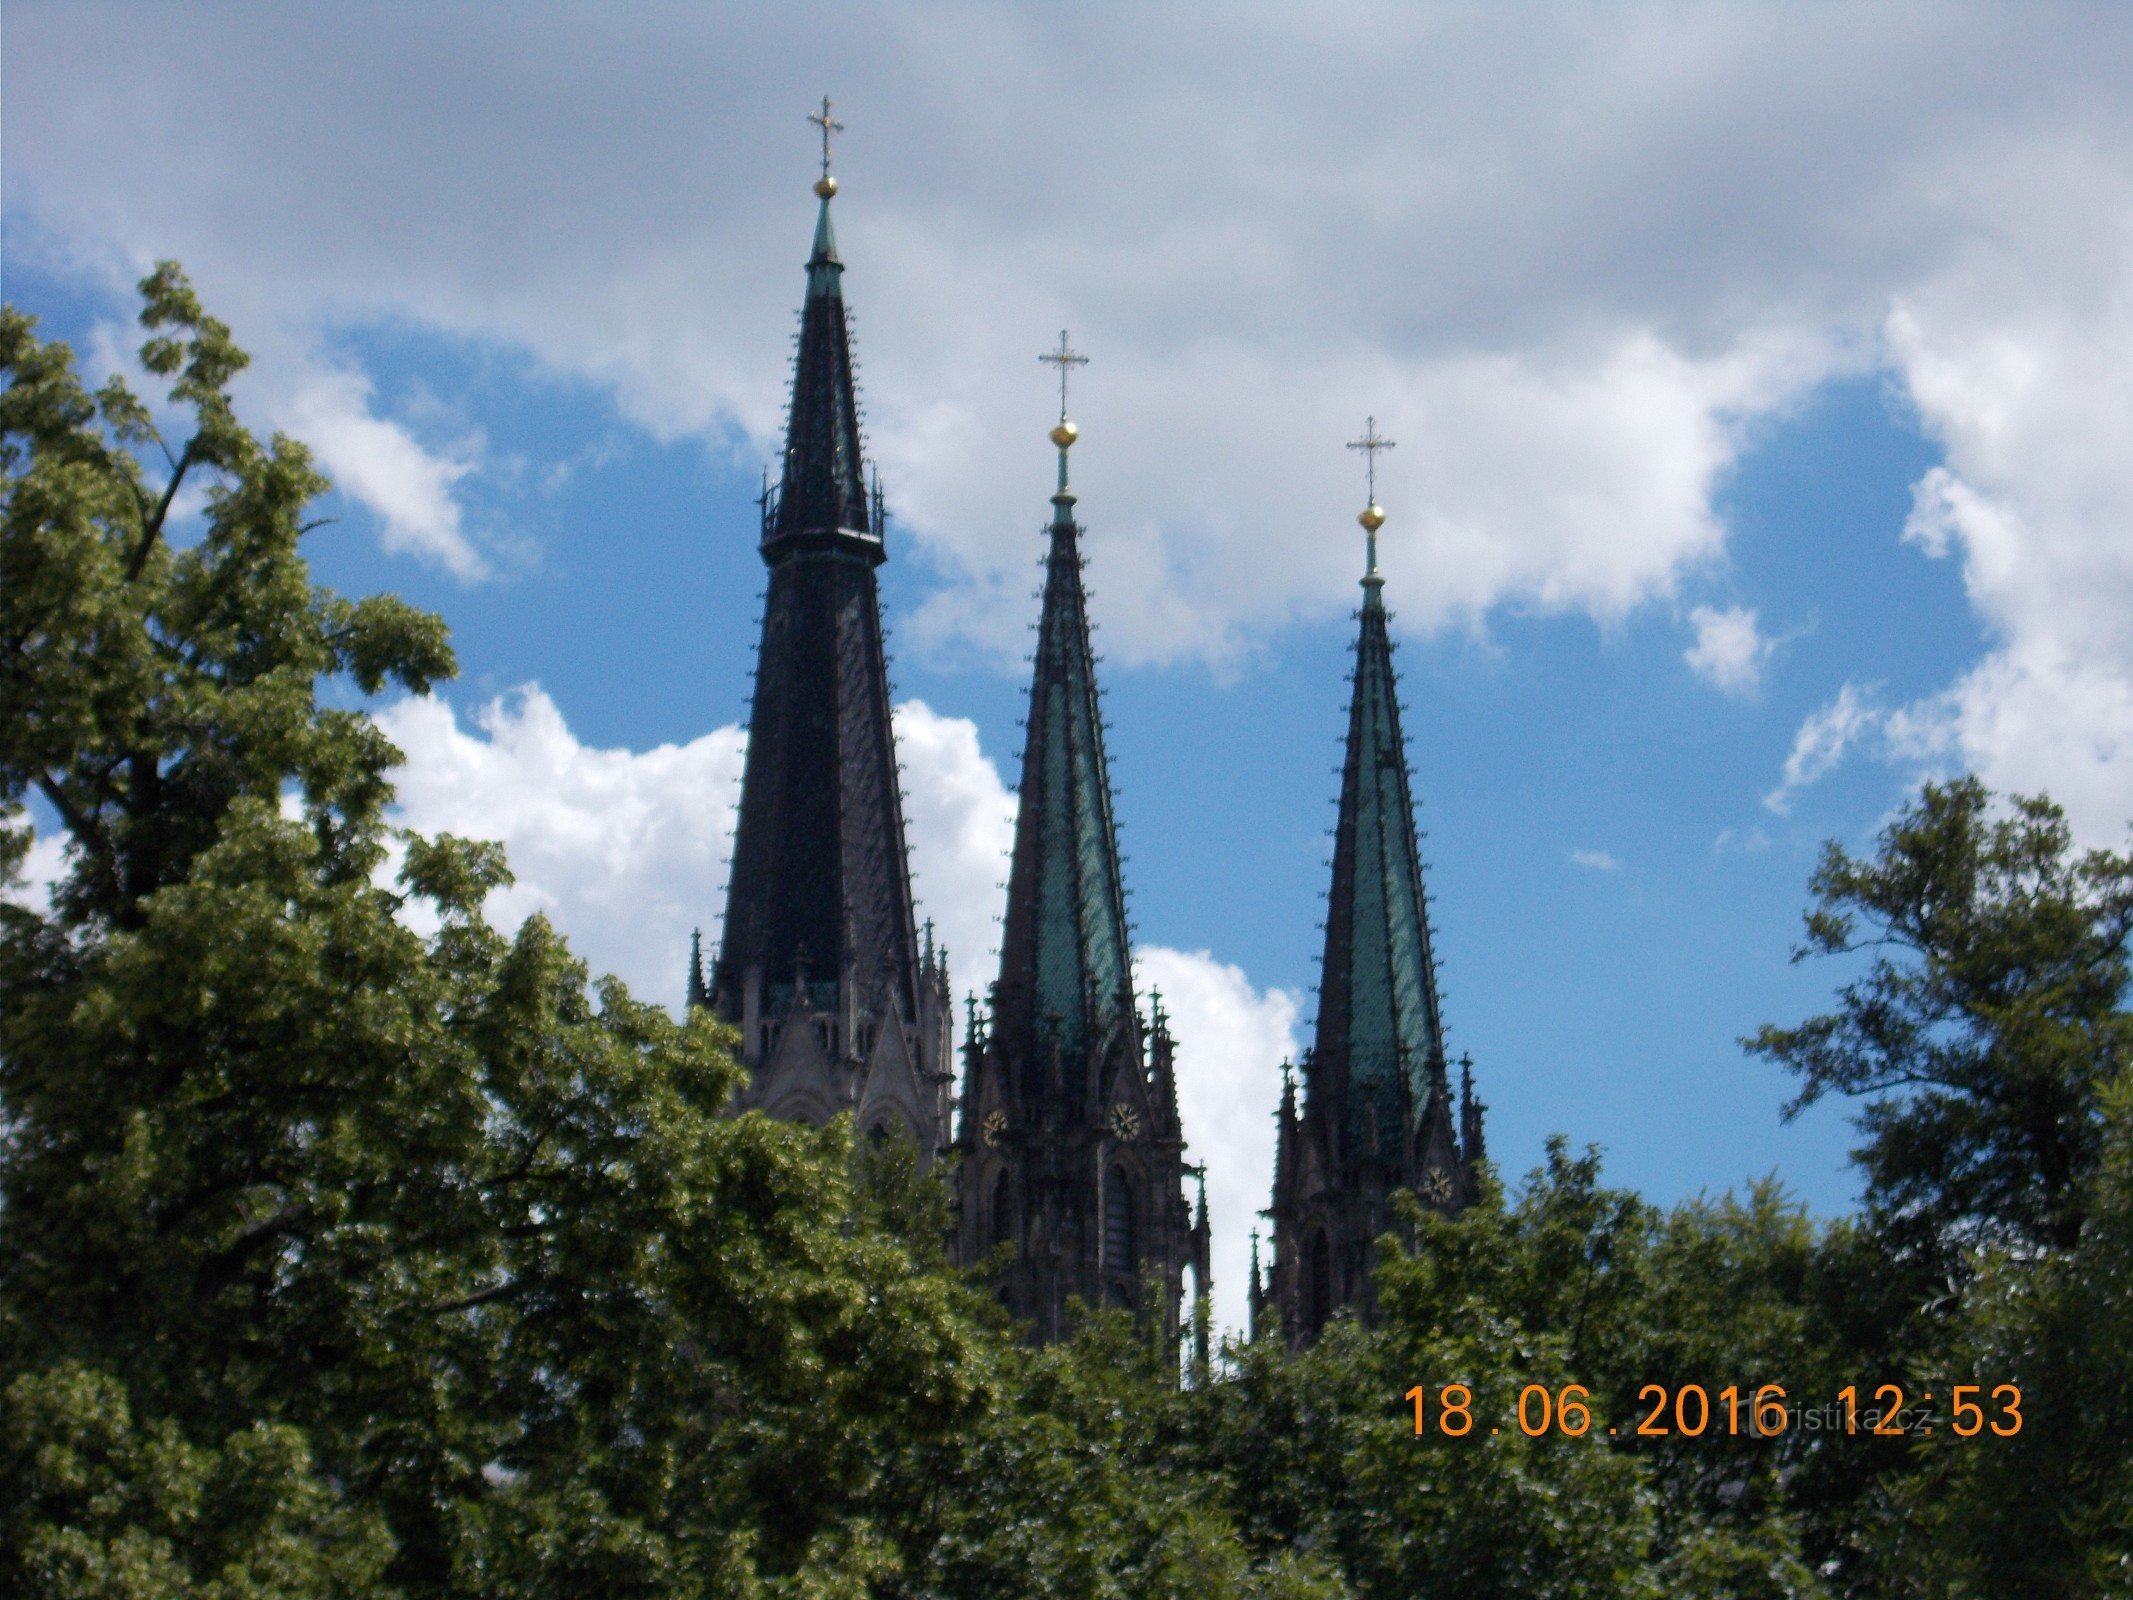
[1358,502,1387,532]
[1050,419,1080,450]
[814,174,838,199]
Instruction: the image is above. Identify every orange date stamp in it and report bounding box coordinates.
[1403,1382,2024,1439]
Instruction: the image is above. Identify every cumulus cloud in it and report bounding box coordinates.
[1764,682,1881,814]
[1138,945,1302,1341]
[377,688,745,1002]
[1878,153,2133,842]
[1684,604,1774,695]
[1568,849,1620,871]
[373,688,1021,1008]
[878,698,1019,995]
[17,1,2089,663]
[278,368,486,578]
[1750,133,2133,840]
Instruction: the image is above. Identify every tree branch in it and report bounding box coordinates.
[127,437,194,580]
[35,774,107,856]
[428,1280,522,1316]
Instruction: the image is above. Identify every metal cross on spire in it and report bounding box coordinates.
[1038,329,1088,423]
[1347,417,1395,579]
[1346,416,1395,506]
[808,96,844,182]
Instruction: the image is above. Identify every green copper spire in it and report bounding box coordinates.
[1268,431,1483,1348]
[1312,440,1448,1159]
[992,335,1133,1090]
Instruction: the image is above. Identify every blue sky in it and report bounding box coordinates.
[8,4,2132,1334]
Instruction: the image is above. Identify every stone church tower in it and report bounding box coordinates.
[953,357,1210,1354]
[1259,438,1485,1346]
[693,120,954,1155]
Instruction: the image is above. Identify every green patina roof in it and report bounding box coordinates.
[994,485,1135,1089]
[1313,572,1447,1154]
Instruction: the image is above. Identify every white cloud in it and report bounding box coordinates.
[377,688,1023,1009]
[1712,826,1772,854]
[879,698,1019,998]
[1568,849,1620,872]
[1684,603,1774,696]
[1877,149,2133,843]
[376,688,744,1002]
[20,2,2081,662]
[1755,133,2133,843]
[1,831,70,916]
[278,367,486,578]
[1138,945,1302,1343]
[1764,681,1882,814]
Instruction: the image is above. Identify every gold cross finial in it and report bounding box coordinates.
[808,96,844,186]
[1346,416,1395,506]
[1038,330,1088,423]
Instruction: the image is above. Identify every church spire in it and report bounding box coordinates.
[768,96,872,547]
[956,342,1197,1350]
[990,333,1134,1086]
[1267,427,1483,1347]
[1313,427,1448,1165]
[712,105,947,1154]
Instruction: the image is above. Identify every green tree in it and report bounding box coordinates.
[1,1363,394,1600]
[1883,1065,2133,1598]
[0,270,993,1597]
[1194,1170,1667,1600]
[1749,779,2133,1250]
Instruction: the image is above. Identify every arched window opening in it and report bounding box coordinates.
[1104,1166,1137,1275]
[992,1168,1015,1250]
[1305,1228,1334,1339]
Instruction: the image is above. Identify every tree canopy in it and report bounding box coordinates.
[3,269,2129,1599]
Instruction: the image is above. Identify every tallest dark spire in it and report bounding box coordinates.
[712,109,952,1155]
[768,169,872,545]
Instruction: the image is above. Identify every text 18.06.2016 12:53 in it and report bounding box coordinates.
[1404,1382,2024,1439]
